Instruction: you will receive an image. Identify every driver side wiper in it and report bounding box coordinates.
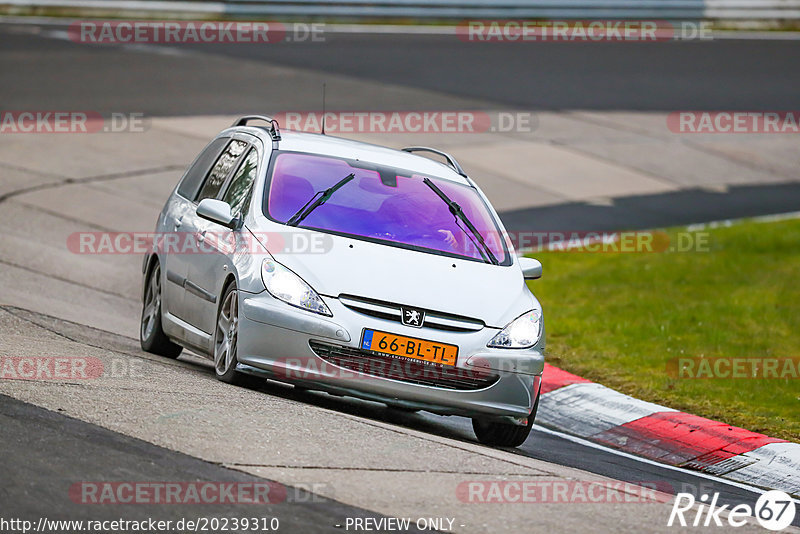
[286,173,355,227]
[422,177,499,265]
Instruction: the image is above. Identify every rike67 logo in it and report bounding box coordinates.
[668,490,796,531]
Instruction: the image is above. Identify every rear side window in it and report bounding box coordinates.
[222,147,258,219]
[196,139,249,202]
[176,137,229,200]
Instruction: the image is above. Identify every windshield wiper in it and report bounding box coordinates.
[286,173,355,227]
[422,177,499,265]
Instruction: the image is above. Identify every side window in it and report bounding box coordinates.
[176,137,229,200]
[196,139,248,202]
[222,148,258,219]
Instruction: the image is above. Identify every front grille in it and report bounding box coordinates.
[309,341,499,391]
[338,294,484,332]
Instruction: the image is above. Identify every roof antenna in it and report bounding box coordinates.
[321,82,327,135]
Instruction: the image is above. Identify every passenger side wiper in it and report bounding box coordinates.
[422,177,499,265]
[286,173,355,227]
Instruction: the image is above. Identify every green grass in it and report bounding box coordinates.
[529,218,800,441]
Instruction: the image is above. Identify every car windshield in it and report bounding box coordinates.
[265,152,509,264]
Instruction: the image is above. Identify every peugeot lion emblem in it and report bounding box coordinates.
[401,307,425,328]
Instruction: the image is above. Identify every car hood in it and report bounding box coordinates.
[268,231,537,329]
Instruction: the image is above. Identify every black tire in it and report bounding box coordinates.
[213,281,255,386]
[140,261,182,358]
[472,385,541,447]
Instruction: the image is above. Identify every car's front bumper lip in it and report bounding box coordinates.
[238,293,544,420]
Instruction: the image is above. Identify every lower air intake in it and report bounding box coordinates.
[309,341,499,391]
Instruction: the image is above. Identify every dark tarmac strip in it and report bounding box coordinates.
[500,181,800,232]
[179,34,800,112]
[0,393,426,533]
[2,24,800,114]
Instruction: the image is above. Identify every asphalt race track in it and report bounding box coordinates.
[3,25,800,113]
[0,20,798,532]
[3,22,800,227]
[0,306,785,528]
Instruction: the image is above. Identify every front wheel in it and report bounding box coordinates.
[472,386,540,447]
[140,262,182,358]
[213,282,253,386]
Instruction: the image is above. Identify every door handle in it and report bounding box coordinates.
[197,230,207,244]
[174,216,183,230]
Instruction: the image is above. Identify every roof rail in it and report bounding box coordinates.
[232,115,281,143]
[401,146,467,178]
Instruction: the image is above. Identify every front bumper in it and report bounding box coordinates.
[236,293,544,422]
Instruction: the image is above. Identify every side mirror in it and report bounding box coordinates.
[196,199,238,230]
[519,257,542,280]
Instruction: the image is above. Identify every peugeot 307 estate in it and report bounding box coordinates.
[140,116,545,447]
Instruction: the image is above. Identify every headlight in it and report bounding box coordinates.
[487,310,542,349]
[261,259,332,316]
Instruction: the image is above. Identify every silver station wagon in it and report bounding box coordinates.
[141,116,545,447]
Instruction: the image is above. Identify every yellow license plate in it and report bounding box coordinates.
[361,329,458,366]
